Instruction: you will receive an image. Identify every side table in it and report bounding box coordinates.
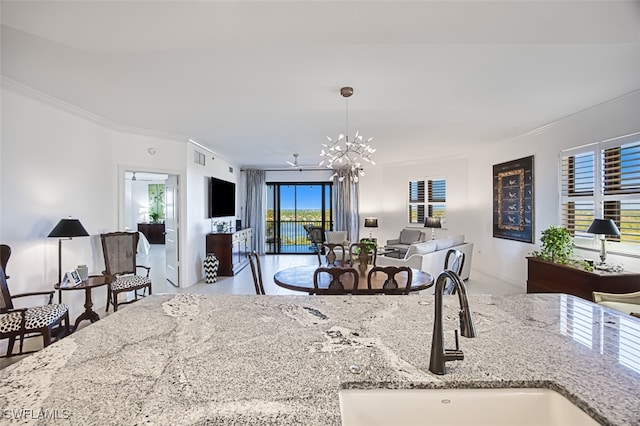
[55,275,113,331]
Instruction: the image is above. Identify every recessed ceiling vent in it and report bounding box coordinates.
[194,151,206,166]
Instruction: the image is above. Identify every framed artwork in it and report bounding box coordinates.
[492,155,534,243]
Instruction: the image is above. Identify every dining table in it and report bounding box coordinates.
[273,264,433,294]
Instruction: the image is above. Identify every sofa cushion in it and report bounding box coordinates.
[399,228,423,245]
[434,238,454,251]
[404,241,437,259]
[449,234,465,246]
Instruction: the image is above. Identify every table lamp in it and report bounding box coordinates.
[48,218,89,284]
[364,217,378,240]
[586,218,620,264]
[424,216,442,239]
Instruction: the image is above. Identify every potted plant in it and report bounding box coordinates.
[533,225,573,264]
[149,211,160,224]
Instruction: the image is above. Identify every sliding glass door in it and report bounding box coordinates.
[266,182,333,254]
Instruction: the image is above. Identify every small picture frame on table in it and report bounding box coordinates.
[62,269,83,287]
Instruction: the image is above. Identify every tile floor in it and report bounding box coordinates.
[1,244,523,369]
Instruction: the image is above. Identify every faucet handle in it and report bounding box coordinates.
[444,330,464,362]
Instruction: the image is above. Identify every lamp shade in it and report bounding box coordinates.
[424,217,442,229]
[48,218,89,238]
[364,218,378,228]
[586,219,620,236]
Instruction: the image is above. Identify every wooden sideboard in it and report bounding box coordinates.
[526,257,640,301]
[137,223,165,244]
[206,228,252,276]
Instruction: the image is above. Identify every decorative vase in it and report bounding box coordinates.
[204,253,219,283]
[216,224,224,232]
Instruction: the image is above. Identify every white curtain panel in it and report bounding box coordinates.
[244,169,266,255]
[332,169,360,243]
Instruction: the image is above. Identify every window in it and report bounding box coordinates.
[408,178,446,224]
[561,133,640,249]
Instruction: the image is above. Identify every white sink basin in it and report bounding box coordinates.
[339,387,599,426]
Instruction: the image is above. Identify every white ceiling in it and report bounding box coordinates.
[2,1,639,169]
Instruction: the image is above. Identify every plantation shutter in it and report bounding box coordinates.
[601,140,640,243]
[561,133,640,248]
[561,151,595,238]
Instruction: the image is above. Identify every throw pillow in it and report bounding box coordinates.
[449,234,465,246]
[325,231,348,245]
[435,238,454,251]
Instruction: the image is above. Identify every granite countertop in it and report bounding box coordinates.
[1,293,639,425]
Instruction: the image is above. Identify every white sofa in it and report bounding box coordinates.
[377,234,473,281]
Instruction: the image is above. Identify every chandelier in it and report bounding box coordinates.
[319,86,376,182]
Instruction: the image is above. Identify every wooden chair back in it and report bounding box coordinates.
[247,251,266,295]
[349,242,377,267]
[443,249,465,295]
[0,266,13,312]
[101,232,139,276]
[0,245,11,279]
[313,266,359,294]
[367,266,413,294]
[317,243,346,266]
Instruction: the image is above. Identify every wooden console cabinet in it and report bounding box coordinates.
[137,223,165,244]
[206,228,252,276]
[526,257,640,301]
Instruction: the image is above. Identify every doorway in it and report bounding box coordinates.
[123,171,181,289]
[266,182,333,254]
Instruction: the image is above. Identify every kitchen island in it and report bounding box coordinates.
[1,293,638,425]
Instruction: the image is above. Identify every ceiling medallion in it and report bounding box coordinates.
[319,86,376,182]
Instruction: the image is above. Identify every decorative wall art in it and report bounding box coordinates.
[492,155,534,243]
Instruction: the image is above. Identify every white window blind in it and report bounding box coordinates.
[408,178,446,224]
[561,133,640,248]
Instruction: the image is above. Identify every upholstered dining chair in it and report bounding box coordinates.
[443,249,465,295]
[593,291,640,317]
[101,232,152,312]
[367,266,413,295]
[316,243,346,266]
[0,267,70,357]
[0,244,11,279]
[247,251,266,295]
[313,266,359,294]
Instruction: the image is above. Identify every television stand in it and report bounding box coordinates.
[205,228,252,276]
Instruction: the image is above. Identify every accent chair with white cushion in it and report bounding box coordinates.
[325,231,350,259]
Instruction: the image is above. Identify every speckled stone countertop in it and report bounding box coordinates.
[1,293,639,425]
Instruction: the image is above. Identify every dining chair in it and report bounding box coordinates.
[443,249,465,295]
[101,232,152,312]
[0,244,10,279]
[0,266,70,357]
[304,225,325,253]
[348,242,377,267]
[316,243,346,266]
[593,290,640,317]
[247,251,266,295]
[367,266,413,294]
[313,266,359,294]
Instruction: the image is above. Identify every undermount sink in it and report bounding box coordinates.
[339,387,599,426]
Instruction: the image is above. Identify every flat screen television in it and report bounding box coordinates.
[209,177,236,218]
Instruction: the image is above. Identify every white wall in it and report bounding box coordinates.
[360,90,640,289]
[185,144,240,286]
[1,80,115,318]
[359,156,469,244]
[0,80,197,318]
